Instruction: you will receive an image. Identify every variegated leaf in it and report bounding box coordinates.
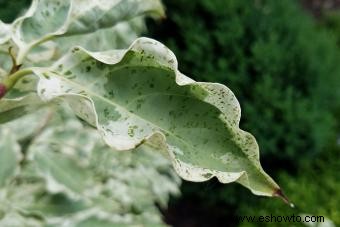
[32,37,281,197]
[26,17,147,67]
[12,0,164,61]
[53,16,147,54]
[24,109,179,226]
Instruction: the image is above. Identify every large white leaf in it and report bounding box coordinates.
[32,37,282,197]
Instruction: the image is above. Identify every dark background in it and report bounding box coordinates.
[147,1,340,226]
[1,0,339,226]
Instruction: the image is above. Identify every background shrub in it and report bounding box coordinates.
[237,143,340,227]
[0,0,30,23]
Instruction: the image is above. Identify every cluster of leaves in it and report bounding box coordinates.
[0,106,181,226]
[149,0,340,165]
[0,0,287,225]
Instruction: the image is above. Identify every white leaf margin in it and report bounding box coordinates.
[31,37,280,197]
[32,37,281,196]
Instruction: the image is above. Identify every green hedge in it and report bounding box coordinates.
[149,0,340,168]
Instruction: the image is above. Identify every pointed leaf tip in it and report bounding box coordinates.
[273,188,294,207]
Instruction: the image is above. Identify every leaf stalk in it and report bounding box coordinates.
[0,68,33,99]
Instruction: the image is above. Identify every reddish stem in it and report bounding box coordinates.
[273,189,294,208]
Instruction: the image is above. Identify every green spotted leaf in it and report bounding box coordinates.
[32,37,282,197]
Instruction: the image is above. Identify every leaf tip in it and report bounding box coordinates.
[273,188,294,208]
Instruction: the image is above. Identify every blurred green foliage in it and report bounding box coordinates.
[149,0,340,168]
[237,143,340,227]
[321,10,340,46]
[0,0,31,23]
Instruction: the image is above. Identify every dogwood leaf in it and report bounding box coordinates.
[54,16,147,53]
[26,17,147,67]
[32,37,282,197]
[12,0,164,60]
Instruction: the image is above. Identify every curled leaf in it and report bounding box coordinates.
[32,37,282,197]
